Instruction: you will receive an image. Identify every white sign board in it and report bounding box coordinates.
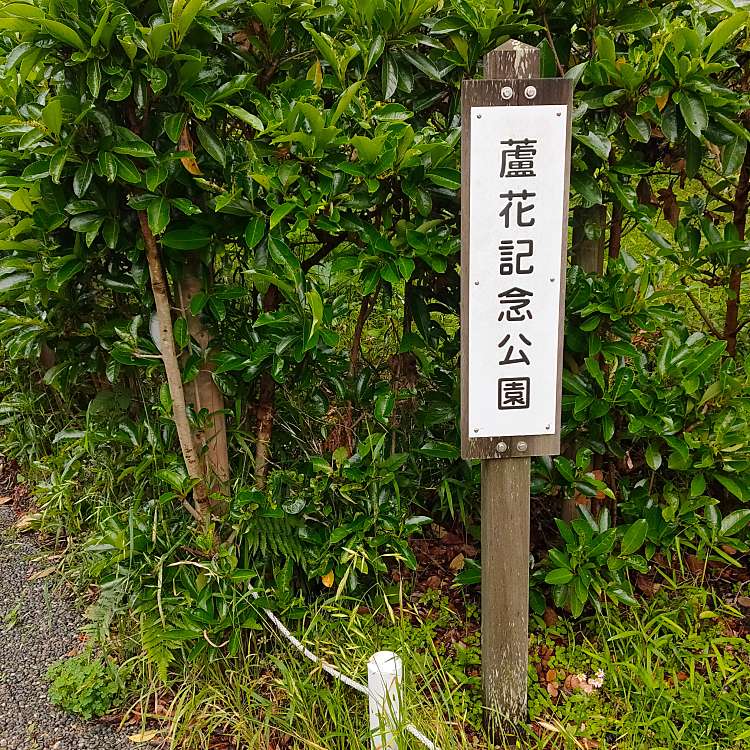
[468,104,568,439]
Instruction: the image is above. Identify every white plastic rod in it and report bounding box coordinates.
[368,651,402,750]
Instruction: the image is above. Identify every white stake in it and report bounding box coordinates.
[368,651,402,750]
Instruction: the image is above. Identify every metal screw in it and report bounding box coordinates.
[545,424,551,431]
[516,440,528,452]
[496,441,508,454]
[556,112,562,117]
[501,86,514,100]
[476,113,482,119]
[474,281,479,286]
[550,277,556,282]
[524,85,537,99]
[474,428,479,433]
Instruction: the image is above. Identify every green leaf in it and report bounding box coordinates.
[161,228,211,250]
[570,172,602,204]
[73,163,93,198]
[331,80,364,126]
[705,11,749,60]
[87,60,101,98]
[38,19,85,50]
[427,168,460,191]
[576,131,611,161]
[722,137,747,176]
[112,127,156,158]
[196,124,225,167]
[621,519,648,556]
[678,94,707,138]
[106,72,133,102]
[244,217,266,249]
[0,272,32,294]
[164,113,187,143]
[98,151,117,182]
[53,258,84,286]
[269,203,295,230]
[220,105,264,131]
[114,155,141,184]
[351,135,387,163]
[716,474,749,502]
[374,391,395,423]
[42,99,63,136]
[173,317,189,348]
[645,444,662,471]
[720,509,750,537]
[624,115,650,143]
[147,197,170,235]
[545,568,574,585]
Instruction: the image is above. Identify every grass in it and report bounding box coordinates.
[113,578,750,750]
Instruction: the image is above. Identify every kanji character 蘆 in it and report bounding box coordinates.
[499,138,537,178]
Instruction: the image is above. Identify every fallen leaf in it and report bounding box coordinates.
[14,513,39,531]
[536,720,560,733]
[449,553,465,571]
[178,125,202,175]
[321,570,334,588]
[128,730,161,743]
[425,575,442,590]
[737,596,750,608]
[28,566,57,582]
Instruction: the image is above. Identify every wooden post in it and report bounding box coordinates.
[460,41,573,734]
[481,42,538,733]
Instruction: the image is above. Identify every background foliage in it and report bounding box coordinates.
[1,0,750,739]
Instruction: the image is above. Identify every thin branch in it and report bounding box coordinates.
[681,277,723,339]
[695,173,734,208]
[543,14,565,76]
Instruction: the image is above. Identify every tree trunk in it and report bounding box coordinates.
[572,204,605,274]
[608,202,623,261]
[175,253,230,499]
[254,286,279,489]
[725,145,750,357]
[137,211,207,518]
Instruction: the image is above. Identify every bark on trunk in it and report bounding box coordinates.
[254,286,279,489]
[725,145,750,357]
[137,211,207,516]
[608,202,623,261]
[175,253,230,498]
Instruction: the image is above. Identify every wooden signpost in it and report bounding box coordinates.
[460,41,573,729]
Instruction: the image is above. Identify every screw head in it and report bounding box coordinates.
[524,85,537,99]
[550,277,556,282]
[473,428,479,433]
[516,440,528,453]
[501,86,514,100]
[545,424,551,431]
[474,280,479,286]
[496,441,509,454]
[476,113,482,119]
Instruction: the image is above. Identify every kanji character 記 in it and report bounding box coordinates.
[498,333,532,366]
[498,190,536,228]
[498,239,534,275]
[499,139,537,178]
[498,287,533,321]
